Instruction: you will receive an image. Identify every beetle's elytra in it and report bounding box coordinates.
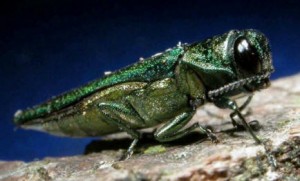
[14,29,274,159]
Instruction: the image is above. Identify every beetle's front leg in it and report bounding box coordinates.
[229,95,260,131]
[98,102,145,160]
[214,97,278,169]
[229,95,252,127]
[213,97,261,144]
[154,110,218,143]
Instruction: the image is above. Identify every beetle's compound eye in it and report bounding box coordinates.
[234,36,261,74]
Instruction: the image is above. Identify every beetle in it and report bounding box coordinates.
[14,29,274,159]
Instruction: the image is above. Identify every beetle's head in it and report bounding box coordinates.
[229,29,274,92]
[187,29,274,100]
[182,29,273,95]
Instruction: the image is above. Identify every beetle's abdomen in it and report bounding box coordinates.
[20,82,147,137]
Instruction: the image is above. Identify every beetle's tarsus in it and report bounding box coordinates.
[262,139,278,170]
[266,152,278,170]
[210,135,219,143]
[198,125,219,143]
[249,120,261,131]
[231,120,261,132]
[207,130,219,143]
[120,138,139,160]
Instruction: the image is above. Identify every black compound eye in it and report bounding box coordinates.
[234,36,261,74]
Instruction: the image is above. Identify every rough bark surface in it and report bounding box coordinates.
[1,74,300,181]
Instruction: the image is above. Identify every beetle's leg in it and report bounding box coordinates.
[230,95,253,127]
[122,138,139,160]
[228,96,260,131]
[154,111,218,143]
[214,97,261,144]
[214,97,278,169]
[98,102,145,160]
[238,95,253,111]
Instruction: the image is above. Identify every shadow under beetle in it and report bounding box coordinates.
[14,29,274,160]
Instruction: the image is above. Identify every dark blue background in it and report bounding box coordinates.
[1,0,299,161]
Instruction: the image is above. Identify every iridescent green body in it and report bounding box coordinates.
[14,47,183,126]
[14,29,274,158]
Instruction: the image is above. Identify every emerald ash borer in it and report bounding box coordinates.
[14,29,274,159]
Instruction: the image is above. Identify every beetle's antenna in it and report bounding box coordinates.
[208,73,270,100]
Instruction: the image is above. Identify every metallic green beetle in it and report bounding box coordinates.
[14,29,274,159]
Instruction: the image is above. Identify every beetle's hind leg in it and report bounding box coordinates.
[98,102,145,160]
[154,110,218,143]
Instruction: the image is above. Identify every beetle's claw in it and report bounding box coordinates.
[209,134,219,143]
[206,129,219,143]
[119,151,133,161]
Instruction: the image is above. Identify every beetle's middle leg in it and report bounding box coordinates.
[98,102,145,160]
[154,110,218,143]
